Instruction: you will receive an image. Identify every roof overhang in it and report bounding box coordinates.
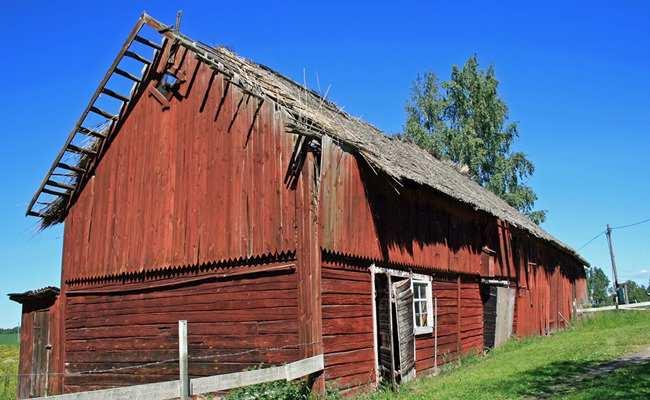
[8,286,60,305]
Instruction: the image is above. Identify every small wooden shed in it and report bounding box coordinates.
[17,13,588,397]
[8,287,62,398]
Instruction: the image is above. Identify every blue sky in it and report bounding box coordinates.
[1,1,648,327]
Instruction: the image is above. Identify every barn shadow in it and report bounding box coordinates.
[487,358,650,399]
[356,155,486,266]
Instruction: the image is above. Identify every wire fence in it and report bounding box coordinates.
[0,340,321,378]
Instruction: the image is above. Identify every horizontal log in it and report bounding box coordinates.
[323,333,373,354]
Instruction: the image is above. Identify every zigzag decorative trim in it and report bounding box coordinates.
[65,250,296,287]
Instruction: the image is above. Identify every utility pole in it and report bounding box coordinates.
[605,224,621,309]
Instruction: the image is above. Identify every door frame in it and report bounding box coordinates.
[370,265,432,385]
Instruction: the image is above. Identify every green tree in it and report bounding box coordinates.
[623,280,650,303]
[404,55,546,224]
[588,267,612,306]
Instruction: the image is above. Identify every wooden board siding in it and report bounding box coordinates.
[318,137,546,283]
[321,261,375,393]
[17,310,34,398]
[320,137,492,277]
[62,47,300,282]
[16,295,63,398]
[513,239,586,337]
[459,280,483,353]
[415,278,460,373]
[62,269,299,393]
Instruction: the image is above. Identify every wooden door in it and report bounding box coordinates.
[481,284,497,349]
[393,279,415,383]
[374,273,395,384]
[494,287,516,347]
[31,310,51,397]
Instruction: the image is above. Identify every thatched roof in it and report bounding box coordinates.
[178,39,586,265]
[29,14,587,265]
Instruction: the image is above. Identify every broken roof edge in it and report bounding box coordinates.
[27,13,589,267]
[8,286,60,304]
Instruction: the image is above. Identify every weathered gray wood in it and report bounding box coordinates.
[26,380,179,400]
[192,354,323,393]
[393,278,415,383]
[494,287,516,347]
[178,320,189,400]
[27,354,324,400]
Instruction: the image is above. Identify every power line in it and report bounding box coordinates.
[612,217,650,230]
[576,217,650,252]
[577,230,606,251]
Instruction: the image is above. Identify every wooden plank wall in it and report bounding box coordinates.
[16,296,63,398]
[321,261,375,395]
[319,138,496,278]
[459,279,483,353]
[514,241,586,337]
[17,309,34,399]
[62,45,299,282]
[62,269,299,393]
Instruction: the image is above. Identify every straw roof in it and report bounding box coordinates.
[31,19,587,265]
[179,40,586,265]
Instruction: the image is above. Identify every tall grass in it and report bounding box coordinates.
[0,345,18,400]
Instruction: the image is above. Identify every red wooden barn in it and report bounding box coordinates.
[14,13,588,398]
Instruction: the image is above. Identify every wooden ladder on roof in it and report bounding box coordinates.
[26,14,170,219]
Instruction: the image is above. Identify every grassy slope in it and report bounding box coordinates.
[362,311,650,400]
[0,343,18,400]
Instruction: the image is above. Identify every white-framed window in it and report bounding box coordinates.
[412,278,433,335]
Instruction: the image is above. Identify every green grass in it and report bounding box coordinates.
[0,344,19,400]
[360,311,650,400]
[0,334,18,346]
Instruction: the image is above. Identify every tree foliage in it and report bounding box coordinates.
[404,55,546,224]
[623,280,650,303]
[588,267,612,306]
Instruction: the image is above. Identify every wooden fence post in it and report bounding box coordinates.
[179,320,189,400]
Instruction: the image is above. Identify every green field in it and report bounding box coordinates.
[361,311,650,400]
[0,333,18,346]
[0,342,18,400]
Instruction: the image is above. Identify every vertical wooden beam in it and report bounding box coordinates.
[457,275,461,359]
[434,296,438,373]
[387,274,396,388]
[296,151,324,393]
[178,320,189,400]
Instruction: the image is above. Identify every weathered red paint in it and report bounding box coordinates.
[18,31,587,397]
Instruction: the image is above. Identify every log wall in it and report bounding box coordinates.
[62,268,300,393]
[321,260,375,394]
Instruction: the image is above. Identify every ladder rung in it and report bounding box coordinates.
[27,210,46,218]
[114,68,141,82]
[102,88,130,102]
[90,106,117,120]
[78,126,107,139]
[46,180,76,191]
[134,35,162,51]
[124,50,151,64]
[42,188,70,197]
[67,143,97,156]
[57,162,86,174]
